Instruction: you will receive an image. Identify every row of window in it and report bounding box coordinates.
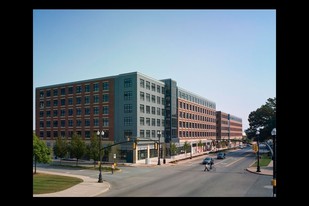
[179,131,216,137]
[178,90,215,109]
[39,82,110,98]
[179,102,216,115]
[140,78,164,94]
[179,112,216,122]
[40,118,109,127]
[179,121,216,129]
[39,130,109,138]
[39,94,109,108]
[140,130,164,138]
[140,92,165,104]
[140,104,165,116]
[39,106,109,117]
[140,117,165,127]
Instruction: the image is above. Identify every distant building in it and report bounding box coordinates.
[36,71,242,163]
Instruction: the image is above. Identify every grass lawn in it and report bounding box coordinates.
[33,173,83,194]
[252,153,272,167]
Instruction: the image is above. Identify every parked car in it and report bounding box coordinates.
[217,152,225,159]
[202,157,214,165]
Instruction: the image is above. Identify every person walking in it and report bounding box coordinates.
[111,163,115,174]
[204,163,210,171]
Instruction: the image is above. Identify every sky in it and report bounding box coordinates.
[33,9,276,132]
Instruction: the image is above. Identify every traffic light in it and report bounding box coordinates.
[252,144,258,152]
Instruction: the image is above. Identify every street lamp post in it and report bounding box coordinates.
[157,131,161,165]
[256,130,261,172]
[271,128,276,197]
[97,130,104,183]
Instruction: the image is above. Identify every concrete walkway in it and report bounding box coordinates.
[33,170,110,197]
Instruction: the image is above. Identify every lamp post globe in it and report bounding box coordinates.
[256,130,261,172]
[271,128,276,197]
[97,130,104,183]
[157,131,161,165]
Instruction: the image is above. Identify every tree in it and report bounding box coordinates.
[183,141,190,156]
[170,142,177,156]
[69,133,86,166]
[246,97,276,142]
[198,140,203,152]
[33,133,51,174]
[53,136,68,165]
[87,133,100,167]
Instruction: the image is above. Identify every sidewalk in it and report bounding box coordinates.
[246,160,273,176]
[33,170,110,197]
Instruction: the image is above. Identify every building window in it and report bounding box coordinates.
[94,118,99,126]
[140,117,144,125]
[76,108,82,116]
[60,109,65,116]
[162,87,165,94]
[68,87,73,94]
[76,119,82,127]
[124,117,132,126]
[40,101,44,108]
[151,107,156,115]
[146,81,150,90]
[61,99,66,106]
[85,84,90,93]
[61,88,66,95]
[103,118,109,127]
[68,98,73,105]
[46,101,50,107]
[152,95,156,103]
[53,110,58,117]
[103,94,109,102]
[40,91,44,98]
[46,111,51,117]
[76,97,81,105]
[76,86,82,93]
[93,95,99,103]
[93,107,99,115]
[140,92,145,101]
[146,118,150,126]
[53,131,58,138]
[103,82,109,91]
[124,78,132,88]
[151,83,155,91]
[157,85,160,93]
[103,106,109,115]
[53,100,58,106]
[85,96,90,104]
[93,83,99,92]
[45,91,51,98]
[152,118,156,126]
[39,111,44,117]
[85,119,90,126]
[124,91,132,100]
[68,109,73,116]
[46,121,50,127]
[85,131,90,138]
[140,130,145,138]
[162,109,165,116]
[146,130,150,137]
[40,121,44,128]
[162,98,165,105]
[84,108,90,115]
[68,120,73,127]
[146,106,150,114]
[53,120,58,127]
[157,107,161,115]
[140,79,144,88]
[157,119,161,126]
[152,130,156,138]
[53,89,58,96]
[140,104,144,113]
[146,93,150,102]
[61,120,65,127]
[124,104,132,113]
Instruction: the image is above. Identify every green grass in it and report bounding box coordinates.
[252,153,272,167]
[33,173,83,194]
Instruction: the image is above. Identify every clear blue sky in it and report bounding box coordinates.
[33,9,276,132]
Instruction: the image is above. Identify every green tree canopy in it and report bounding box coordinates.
[53,136,68,164]
[245,97,276,142]
[69,133,86,166]
[33,133,51,173]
